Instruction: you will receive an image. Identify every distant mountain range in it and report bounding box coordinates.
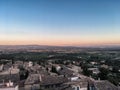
[0,45,120,50]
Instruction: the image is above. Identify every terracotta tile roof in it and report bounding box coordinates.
[40,75,68,85]
[94,80,118,90]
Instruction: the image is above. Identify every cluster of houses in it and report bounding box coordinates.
[0,60,119,90]
[87,60,120,75]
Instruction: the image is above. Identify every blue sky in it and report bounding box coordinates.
[0,0,120,46]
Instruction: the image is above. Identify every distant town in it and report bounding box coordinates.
[0,45,120,90]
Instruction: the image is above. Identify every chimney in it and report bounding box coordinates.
[39,74,42,82]
[2,80,4,85]
[98,78,100,81]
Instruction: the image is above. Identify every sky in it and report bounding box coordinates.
[0,0,120,46]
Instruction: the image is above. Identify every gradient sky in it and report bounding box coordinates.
[0,0,120,46]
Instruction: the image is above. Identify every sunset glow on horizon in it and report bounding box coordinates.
[0,0,120,46]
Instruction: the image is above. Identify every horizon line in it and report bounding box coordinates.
[0,44,120,47]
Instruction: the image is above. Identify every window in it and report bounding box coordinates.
[77,87,79,90]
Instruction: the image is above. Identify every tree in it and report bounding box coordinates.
[82,67,92,76]
[98,68,109,80]
[51,66,57,73]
